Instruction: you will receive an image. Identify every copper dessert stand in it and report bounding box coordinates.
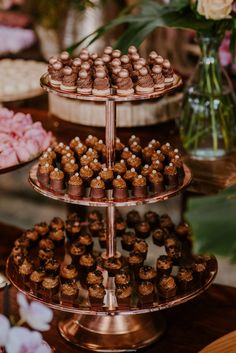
[6,73,218,352]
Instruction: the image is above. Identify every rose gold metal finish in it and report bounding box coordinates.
[29,163,192,207]
[105,100,116,169]
[58,312,166,352]
[106,205,116,258]
[8,69,217,352]
[40,73,182,102]
[6,256,218,316]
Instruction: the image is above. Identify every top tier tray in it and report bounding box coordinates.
[40,73,182,103]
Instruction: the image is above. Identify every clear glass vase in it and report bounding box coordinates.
[180,33,236,159]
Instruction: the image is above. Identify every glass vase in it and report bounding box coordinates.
[180,33,236,159]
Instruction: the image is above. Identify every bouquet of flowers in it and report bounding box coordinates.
[0,292,53,353]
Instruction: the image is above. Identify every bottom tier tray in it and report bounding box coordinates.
[6,256,217,351]
[6,255,217,315]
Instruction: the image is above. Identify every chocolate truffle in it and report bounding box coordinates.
[112,175,128,199]
[156,255,173,279]
[87,269,103,286]
[177,267,194,292]
[116,284,132,308]
[42,276,60,299]
[61,282,79,304]
[77,69,92,94]
[133,239,148,259]
[60,66,77,92]
[148,170,164,193]
[78,233,94,252]
[135,221,151,239]
[30,268,45,294]
[121,231,136,251]
[144,211,159,229]
[135,67,154,94]
[37,163,54,186]
[70,242,86,266]
[49,168,64,192]
[90,176,106,199]
[138,266,157,283]
[60,264,78,284]
[34,222,49,238]
[68,173,84,198]
[164,163,178,188]
[103,256,122,276]
[132,175,147,198]
[114,160,127,176]
[126,210,141,228]
[88,283,105,307]
[116,69,134,96]
[80,165,94,185]
[99,168,114,188]
[92,70,111,96]
[138,281,155,305]
[158,275,177,299]
[65,219,81,242]
[123,168,138,189]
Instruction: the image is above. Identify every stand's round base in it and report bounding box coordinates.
[58,312,166,352]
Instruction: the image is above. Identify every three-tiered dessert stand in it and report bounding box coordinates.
[6,72,217,352]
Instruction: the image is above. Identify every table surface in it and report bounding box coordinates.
[1,221,236,353]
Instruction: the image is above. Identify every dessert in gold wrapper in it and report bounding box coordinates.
[90,176,106,199]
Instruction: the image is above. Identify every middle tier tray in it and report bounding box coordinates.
[29,163,192,207]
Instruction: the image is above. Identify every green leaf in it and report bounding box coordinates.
[185,185,236,261]
[115,21,160,51]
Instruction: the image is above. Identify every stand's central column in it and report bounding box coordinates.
[105,99,116,169]
[105,99,116,258]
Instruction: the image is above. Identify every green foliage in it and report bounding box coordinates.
[185,185,236,262]
[66,0,235,54]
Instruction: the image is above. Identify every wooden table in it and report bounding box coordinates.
[1,221,236,353]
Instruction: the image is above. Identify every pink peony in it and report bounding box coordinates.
[219,32,232,66]
[0,147,19,168]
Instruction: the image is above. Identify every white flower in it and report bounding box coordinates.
[17,293,53,332]
[197,0,233,20]
[5,327,51,353]
[0,314,10,346]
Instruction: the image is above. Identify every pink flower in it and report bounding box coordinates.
[219,33,232,66]
[17,293,53,332]
[0,315,10,347]
[0,0,25,9]
[5,327,50,353]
